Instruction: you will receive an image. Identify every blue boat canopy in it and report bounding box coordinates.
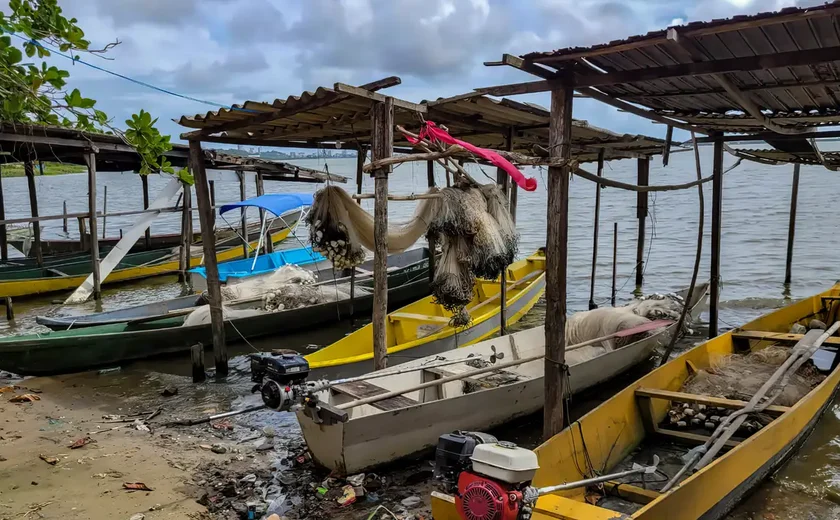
[219,193,313,217]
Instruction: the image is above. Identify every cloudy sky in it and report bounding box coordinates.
[19,0,824,143]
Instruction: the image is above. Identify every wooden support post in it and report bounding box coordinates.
[256,171,273,253]
[24,162,43,267]
[190,140,227,376]
[544,80,574,440]
[208,180,216,227]
[84,152,101,300]
[635,157,649,289]
[356,145,365,205]
[497,127,514,336]
[61,201,68,233]
[509,182,518,224]
[784,163,800,285]
[3,296,12,321]
[141,174,151,250]
[102,185,108,239]
[662,125,674,166]
[427,160,436,285]
[612,222,618,306]
[191,343,206,383]
[710,136,724,338]
[0,165,7,263]
[77,216,88,251]
[371,97,394,371]
[178,182,192,282]
[589,149,605,310]
[238,170,249,259]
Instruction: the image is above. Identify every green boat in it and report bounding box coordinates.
[0,248,433,376]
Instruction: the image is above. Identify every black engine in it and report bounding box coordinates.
[249,353,310,409]
[434,431,498,489]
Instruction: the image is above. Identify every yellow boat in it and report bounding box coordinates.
[305,250,546,379]
[432,283,840,520]
[0,227,293,298]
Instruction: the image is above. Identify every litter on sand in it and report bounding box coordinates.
[68,437,94,449]
[39,454,58,465]
[123,482,153,492]
[10,393,40,403]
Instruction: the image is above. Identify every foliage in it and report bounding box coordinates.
[0,0,191,182]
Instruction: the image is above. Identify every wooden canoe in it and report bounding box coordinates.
[297,283,709,474]
[36,248,424,329]
[432,283,840,520]
[305,251,547,381]
[0,249,433,376]
[0,223,296,298]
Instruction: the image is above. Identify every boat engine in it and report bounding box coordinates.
[434,433,539,520]
[249,353,311,410]
[249,353,348,424]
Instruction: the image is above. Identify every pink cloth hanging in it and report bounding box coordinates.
[405,121,538,192]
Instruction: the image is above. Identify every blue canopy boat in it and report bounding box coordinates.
[191,193,328,290]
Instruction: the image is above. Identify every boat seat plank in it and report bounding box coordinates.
[635,388,791,414]
[424,365,482,386]
[732,330,840,347]
[389,312,451,324]
[654,428,741,448]
[331,381,418,412]
[602,481,660,505]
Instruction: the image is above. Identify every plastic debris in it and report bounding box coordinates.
[316,487,328,496]
[129,514,145,520]
[68,437,94,449]
[39,454,58,465]
[255,438,273,451]
[401,496,422,508]
[211,444,227,454]
[240,474,257,484]
[338,485,357,507]
[98,367,121,375]
[262,426,276,438]
[347,473,365,486]
[10,393,40,403]
[211,419,234,431]
[123,482,153,492]
[0,385,14,393]
[366,492,380,503]
[161,385,179,397]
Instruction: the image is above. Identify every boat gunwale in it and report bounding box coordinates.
[305,253,547,369]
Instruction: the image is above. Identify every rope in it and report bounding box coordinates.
[3,30,241,110]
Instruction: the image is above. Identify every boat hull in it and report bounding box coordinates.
[298,284,708,474]
[308,270,547,381]
[0,254,432,375]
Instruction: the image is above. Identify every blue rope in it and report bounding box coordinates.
[4,29,241,111]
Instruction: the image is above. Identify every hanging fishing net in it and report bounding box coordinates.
[307,183,519,324]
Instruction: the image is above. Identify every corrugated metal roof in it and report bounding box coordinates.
[177,87,667,163]
[728,146,840,167]
[519,2,840,123]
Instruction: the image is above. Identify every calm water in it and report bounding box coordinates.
[3,145,840,516]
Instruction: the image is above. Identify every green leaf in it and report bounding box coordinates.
[7,46,22,64]
[24,42,35,57]
[79,97,95,109]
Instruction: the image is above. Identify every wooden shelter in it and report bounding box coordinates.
[177,77,667,377]
[477,1,840,437]
[0,123,343,301]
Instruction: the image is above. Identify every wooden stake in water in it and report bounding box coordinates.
[612,222,618,307]
[191,343,205,383]
[102,185,108,239]
[63,201,68,233]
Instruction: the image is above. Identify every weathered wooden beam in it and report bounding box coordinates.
[662,125,674,166]
[635,387,790,414]
[355,145,365,205]
[371,97,394,371]
[84,153,101,300]
[178,182,192,282]
[732,330,840,347]
[589,149,604,310]
[141,174,151,249]
[238,170,249,259]
[635,157,649,288]
[544,77,574,440]
[0,165,6,263]
[709,136,724,338]
[256,171,272,253]
[190,140,227,375]
[625,78,840,101]
[498,127,513,336]
[181,77,401,139]
[427,160,436,285]
[24,162,43,267]
[334,83,427,114]
[785,163,800,285]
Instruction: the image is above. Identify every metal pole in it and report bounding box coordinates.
[784,163,800,285]
[544,78,573,440]
[589,149,605,310]
[709,136,724,338]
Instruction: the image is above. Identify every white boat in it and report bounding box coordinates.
[295,283,709,474]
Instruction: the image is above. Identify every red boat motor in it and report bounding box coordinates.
[434,434,540,520]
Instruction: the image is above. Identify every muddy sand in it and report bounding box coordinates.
[0,370,434,520]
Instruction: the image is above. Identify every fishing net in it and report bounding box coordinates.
[219,265,318,301]
[182,306,264,327]
[261,283,355,311]
[306,186,440,269]
[307,183,519,323]
[566,308,652,351]
[624,293,685,321]
[683,346,825,407]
